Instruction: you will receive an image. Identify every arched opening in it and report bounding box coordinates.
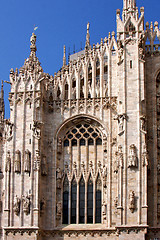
[57,116,107,226]
[95,174,102,223]
[63,175,69,224]
[64,83,68,100]
[71,176,77,224]
[87,175,93,223]
[72,78,76,99]
[79,176,85,223]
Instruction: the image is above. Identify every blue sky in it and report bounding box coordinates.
[0,0,159,119]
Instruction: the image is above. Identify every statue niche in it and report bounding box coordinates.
[128,144,138,168]
[15,150,21,173]
[129,191,135,213]
[13,195,21,216]
[24,150,31,173]
[22,195,30,215]
[5,151,11,172]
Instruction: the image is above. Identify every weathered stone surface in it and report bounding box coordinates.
[0,0,160,239]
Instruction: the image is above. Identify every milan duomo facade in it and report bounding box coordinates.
[0,0,160,239]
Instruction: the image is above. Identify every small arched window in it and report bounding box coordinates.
[71,177,77,224]
[79,176,85,223]
[63,175,69,224]
[95,174,102,223]
[87,175,93,223]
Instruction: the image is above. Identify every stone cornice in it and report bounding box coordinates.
[3,226,148,237]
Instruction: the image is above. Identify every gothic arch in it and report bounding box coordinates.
[55,115,108,225]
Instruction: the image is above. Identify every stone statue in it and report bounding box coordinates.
[41,155,48,176]
[32,121,42,139]
[24,150,31,173]
[57,137,62,154]
[114,151,119,173]
[15,150,21,173]
[34,150,41,171]
[13,195,21,216]
[22,195,30,215]
[40,198,46,212]
[5,151,11,172]
[128,144,138,168]
[56,168,62,189]
[102,201,106,219]
[142,145,149,168]
[118,41,123,63]
[57,201,62,216]
[118,145,123,168]
[129,191,135,213]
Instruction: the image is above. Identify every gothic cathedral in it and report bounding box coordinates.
[0,0,160,239]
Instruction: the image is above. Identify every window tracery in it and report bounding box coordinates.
[57,120,107,225]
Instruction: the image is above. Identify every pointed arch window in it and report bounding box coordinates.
[95,174,102,223]
[63,175,69,224]
[64,83,68,100]
[87,175,93,223]
[79,176,85,223]
[71,177,77,224]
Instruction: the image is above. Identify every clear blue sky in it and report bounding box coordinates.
[0,0,159,119]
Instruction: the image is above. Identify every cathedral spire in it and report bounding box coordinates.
[123,0,136,10]
[85,22,90,47]
[123,0,137,21]
[63,45,66,67]
[30,32,37,54]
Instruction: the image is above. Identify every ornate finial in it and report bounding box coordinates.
[85,22,90,47]
[30,32,37,53]
[63,45,66,67]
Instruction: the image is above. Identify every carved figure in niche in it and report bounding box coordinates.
[89,160,93,169]
[114,197,118,208]
[56,168,62,189]
[102,201,106,219]
[32,121,42,139]
[114,151,119,173]
[5,120,14,141]
[114,114,126,134]
[24,150,31,173]
[22,195,30,215]
[5,151,11,172]
[129,191,135,213]
[41,155,48,176]
[73,161,77,171]
[40,198,46,212]
[13,195,21,216]
[57,137,62,154]
[118,145,123,168]
[142,145,150,169]
[98,161,101,169]
[15,150,21,173]
[118,41,123,63]
[57,201,62,216]
[81,161,85,172]
[103,165,107,178]
[140,115,146,132]
[72,87,76,99]
[34,150,41,171]
[128,144,138,168]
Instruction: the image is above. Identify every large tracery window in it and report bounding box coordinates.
[59,121,106,225]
